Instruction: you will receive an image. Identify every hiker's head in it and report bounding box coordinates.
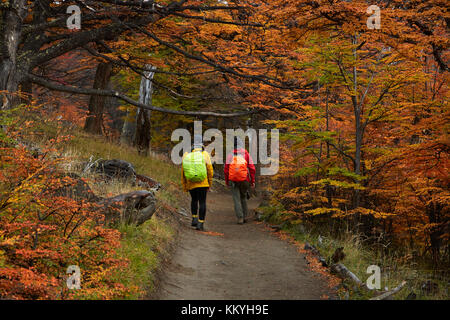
[193,134,203,150]
[234,136,244,150]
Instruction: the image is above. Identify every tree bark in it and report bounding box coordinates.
[84,62,113,134]
[134,65,155,155]
[325,87,332,207]
[331,263,365,287]
[370,281,407,300]
[99,190,157,226]
[0,0,28,109]
[0,60,21,108]
[352,34,362,210]
[135,107,152,154]
[120,107,137,145]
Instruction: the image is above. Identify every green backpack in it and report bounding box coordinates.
[182,151,207,182]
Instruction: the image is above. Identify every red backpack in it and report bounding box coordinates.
[229,153,248,182]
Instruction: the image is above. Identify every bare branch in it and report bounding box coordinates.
[27,73,258,118]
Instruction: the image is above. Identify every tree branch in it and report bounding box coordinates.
[27,73,258,118]
[134,27,297,90]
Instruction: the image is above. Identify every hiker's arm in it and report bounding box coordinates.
[181,153,188,192]
[247,151,256,185]
[224,154,231,186]
[204,152,214,188]
[181,166,188,192]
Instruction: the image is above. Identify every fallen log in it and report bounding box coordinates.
[83,158,161,191]
[302,243,362,286]
[53,174,157,226]
[99,190,157,226]
[330,263,365,288]
[303,242,328,267]
[370,281,407,300]
[300,236,408,300]
[136,173,161,191]
[86,159,136,181]
[304,242,321,256]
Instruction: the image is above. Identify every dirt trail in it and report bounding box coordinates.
[157,190,333,300]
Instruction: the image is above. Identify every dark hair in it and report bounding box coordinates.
[233,136,245,155]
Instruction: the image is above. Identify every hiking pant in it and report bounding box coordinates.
[189,187,208,222]
[231,181,250,219]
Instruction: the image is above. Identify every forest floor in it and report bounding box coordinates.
[156,189,334,300]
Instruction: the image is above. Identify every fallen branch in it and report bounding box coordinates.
[303,242,328,267]
[369,281,407,300]
[302,239,408,300]
[331,263,365,288]
[99,190,157,226]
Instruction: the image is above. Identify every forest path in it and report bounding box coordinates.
[156,190,333,300]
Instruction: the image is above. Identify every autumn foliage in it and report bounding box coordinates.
[0,0,448,299]
[0,108,134,299]
[258,1,449,266]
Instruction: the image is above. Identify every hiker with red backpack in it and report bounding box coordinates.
[181,134,214,231]
[224,137,256,224]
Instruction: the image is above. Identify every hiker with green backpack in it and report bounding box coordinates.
[181,134,214,231]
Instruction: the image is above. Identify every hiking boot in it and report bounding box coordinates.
[196,221,204,231]
[237,218,244,225]
[191,217,198,227]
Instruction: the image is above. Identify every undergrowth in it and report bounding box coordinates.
[3,108,186,299]
[260,204,449,300]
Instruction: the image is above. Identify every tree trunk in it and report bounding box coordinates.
[353,99,363,209]
[134,65,155,155]
[325,87,332,207]
[0,0,28,109]
[0,61,21,108]
[351,34,362,210]
[120,107,137,145]
[84,62,113,134]
[135,107,152,155]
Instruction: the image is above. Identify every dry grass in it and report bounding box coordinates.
[260,205,449,300]
[26,121,186,299]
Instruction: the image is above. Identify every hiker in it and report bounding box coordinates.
[224,136,256,224]
[181,134,213,231]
